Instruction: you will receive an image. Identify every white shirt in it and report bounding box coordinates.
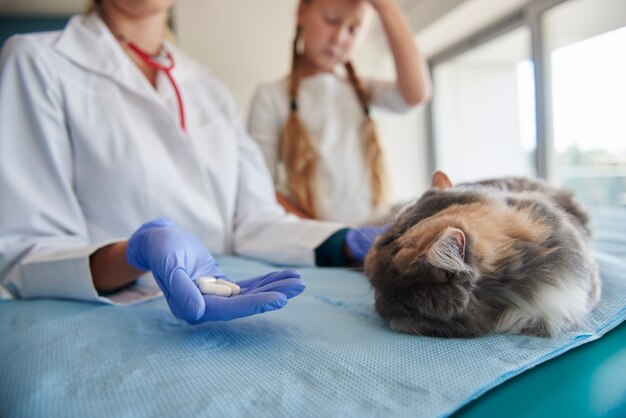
[247,73,412,224]
[0,14,343,304]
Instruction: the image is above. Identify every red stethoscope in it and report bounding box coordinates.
[126,43,186,131]
[97,7,186,131]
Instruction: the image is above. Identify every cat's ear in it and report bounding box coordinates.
[427,227,466,271]
[432,171,453,190]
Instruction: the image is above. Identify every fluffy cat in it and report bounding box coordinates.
[365,171,601,338]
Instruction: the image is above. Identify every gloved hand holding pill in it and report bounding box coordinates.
[127,218,304,323]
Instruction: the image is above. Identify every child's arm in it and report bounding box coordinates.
[369,0,431,106]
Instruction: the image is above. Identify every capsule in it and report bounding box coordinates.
[195,276,240,297]
[196,276,230,296]
[196,276,216,284]
[198,282,231,297]
[215,279,241,296]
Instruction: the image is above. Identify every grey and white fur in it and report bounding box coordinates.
[365,171,601,338]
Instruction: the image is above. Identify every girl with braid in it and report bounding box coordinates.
[247,0,431,224]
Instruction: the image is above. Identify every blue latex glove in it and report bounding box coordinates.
[127,218,304,323]
[345,225,389,263]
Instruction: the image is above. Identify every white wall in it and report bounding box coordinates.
[173,0,296,114]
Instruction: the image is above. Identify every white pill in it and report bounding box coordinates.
[195,276,240,297]
[215,279,241,296]
[196,276,229,296]
[196,276,217,284]
[197,282,232,297]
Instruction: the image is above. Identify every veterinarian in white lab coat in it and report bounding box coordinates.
[0,1,383,323]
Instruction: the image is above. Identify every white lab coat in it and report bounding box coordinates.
[0,13,343,304]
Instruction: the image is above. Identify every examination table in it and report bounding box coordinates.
[1,208,625,418]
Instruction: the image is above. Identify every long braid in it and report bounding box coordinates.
[280,25,318,217]
[344,61,388,208]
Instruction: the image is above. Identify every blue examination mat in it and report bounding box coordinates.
[1,208,625,417]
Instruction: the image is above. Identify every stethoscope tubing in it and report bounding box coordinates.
[127,42,186,132]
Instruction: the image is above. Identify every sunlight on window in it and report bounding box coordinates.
[550,26,626,206]
[551,27,626,154]
[432,26,534,182]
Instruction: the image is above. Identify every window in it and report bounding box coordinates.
[432,26,534,183]
[543,0,626,206]
[429,0,626,207]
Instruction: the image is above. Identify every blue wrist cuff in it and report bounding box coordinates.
[315,228,350,267]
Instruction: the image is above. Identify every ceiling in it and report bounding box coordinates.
[399,0,469,32]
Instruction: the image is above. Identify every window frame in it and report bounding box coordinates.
[425,0,569,181]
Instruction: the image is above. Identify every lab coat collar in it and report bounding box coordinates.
[54,13,206,102]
